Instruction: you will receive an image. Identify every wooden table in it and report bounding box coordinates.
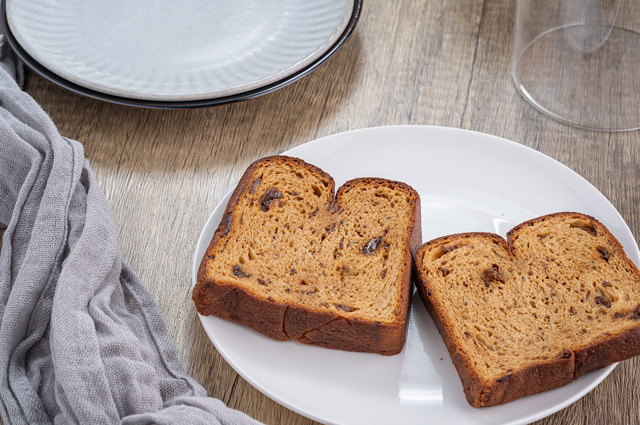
[17,0,640,424]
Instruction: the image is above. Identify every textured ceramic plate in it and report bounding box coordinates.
[193,126,636,425]
[5,0,356,103]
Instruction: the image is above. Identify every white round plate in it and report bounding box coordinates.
[193,126,635,425]
[6,0,354,102]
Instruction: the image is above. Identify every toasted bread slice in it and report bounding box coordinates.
[193,156,421,355]
[414,212,640,406]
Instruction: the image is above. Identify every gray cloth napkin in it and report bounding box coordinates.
[0,36,262,425]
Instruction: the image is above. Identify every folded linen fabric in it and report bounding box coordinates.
[0,37,261,425]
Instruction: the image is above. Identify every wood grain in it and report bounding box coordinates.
[4,0,638,423]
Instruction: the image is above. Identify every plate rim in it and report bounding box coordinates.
[1,0,362,109]
[192,125,632,425]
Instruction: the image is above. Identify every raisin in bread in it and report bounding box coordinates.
[193,156,422,355]
[414,212,640,406]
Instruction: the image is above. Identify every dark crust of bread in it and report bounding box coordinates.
[414,212,640,406]
[193,155,422,355]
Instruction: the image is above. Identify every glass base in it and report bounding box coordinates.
[513,24,640,131]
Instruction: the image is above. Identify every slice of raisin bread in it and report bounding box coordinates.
[193,156,422,355]
[414,212,640,406]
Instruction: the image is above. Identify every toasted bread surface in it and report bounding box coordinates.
[194,156,421,355]
[414,212,640,406]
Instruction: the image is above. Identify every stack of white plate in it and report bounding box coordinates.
[3,0,360,108]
